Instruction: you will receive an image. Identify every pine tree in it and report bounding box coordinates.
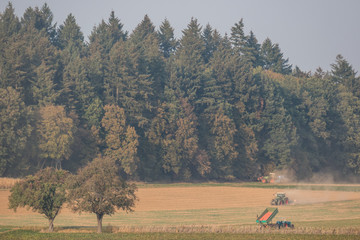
[261,38,292,74]
[243,31,262,67]
[158,18,177,58]
[202,24,221,63]
[331,54,359,96]
[230,19,246,53]
[20,4,56,41]
[61,56,94,116]
[171,18,205,106]
[0,2,20,39]
[1,7,60,105]
[57,14,84,53]
[89,11,127,56]
[0,87,31,176]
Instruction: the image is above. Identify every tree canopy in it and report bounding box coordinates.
[67,156,137,233]
[8,167,69,232]
[1,4,360,181]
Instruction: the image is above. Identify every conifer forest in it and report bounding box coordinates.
[1,3,360,181]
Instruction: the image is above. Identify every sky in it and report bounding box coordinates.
[1,0,360,73]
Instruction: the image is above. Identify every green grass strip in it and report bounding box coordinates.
[2,230,360,240]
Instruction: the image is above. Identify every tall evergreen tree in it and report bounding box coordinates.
[243,31,262,67]
[202,24,221,63]
[158,18,177,58]
[331,54,359,97]
[0,2,20,39]
[261,38,292,74]
[1,6,60,105]
[0,87,31,176]
[230,19,246,53]
[171,18,205,106]
[57,14,84,53]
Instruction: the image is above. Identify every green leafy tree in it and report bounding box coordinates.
[8,167,69,232]
[149,95,208,180]
[67,156,137,233]
[36,105,75,169]
[209,108,238,180]
[101,104,139,176]
[0,87,31,176]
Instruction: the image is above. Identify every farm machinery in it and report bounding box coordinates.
[256,207,294,229]
[257,173,275,183]
[271,192,290,205]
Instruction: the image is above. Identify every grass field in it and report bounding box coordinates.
[1,182,360,239]
[1,229,360,240]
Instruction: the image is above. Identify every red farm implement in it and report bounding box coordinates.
[256,207,294,229]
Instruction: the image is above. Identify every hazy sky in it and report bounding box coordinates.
[1,0,360,73]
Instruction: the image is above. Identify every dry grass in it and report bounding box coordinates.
[106,224,360,235]
[0,178,20,189]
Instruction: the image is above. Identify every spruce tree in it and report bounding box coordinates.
[0,87,31,176]
[158,18,177,58]
[331,54,359,97]
[261,38,292,74]
[171,18,205,106]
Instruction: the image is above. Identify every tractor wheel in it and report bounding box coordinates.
[285,199,289,204]
[279,200,282,205]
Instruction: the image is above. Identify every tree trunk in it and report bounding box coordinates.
[48,218,54,232]
[96,213,104,233]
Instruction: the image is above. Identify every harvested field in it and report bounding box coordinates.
[1,184,360,229]
[134,186,360,211]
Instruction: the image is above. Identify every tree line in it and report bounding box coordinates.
[1,3,360,181]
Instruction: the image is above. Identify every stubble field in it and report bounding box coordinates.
[1,182,360,239]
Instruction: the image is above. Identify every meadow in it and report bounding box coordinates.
[1,181,360,239]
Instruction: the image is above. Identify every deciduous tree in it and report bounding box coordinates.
[101,104,139,176]
[67,156,137,233]
[8,167,69,232]
[36,105,75,169]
